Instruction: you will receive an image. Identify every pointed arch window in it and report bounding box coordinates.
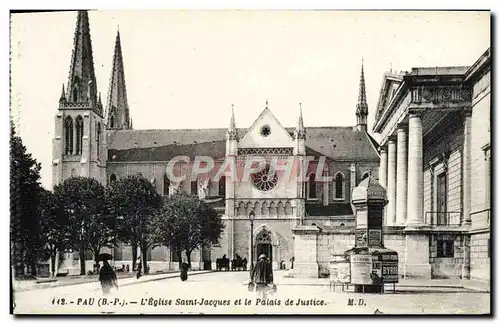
[334,172,345,200]
[219,176,226,196]
[75,115,84,155]
[163,174,170,196]
[72,86,78,102]
[109,107,116,129]
[64,116,74,155]
[360,171,370,184]
[191,179,198,196]
[110,174,117,185]
[308,173,317,199]
[97,122,101,159]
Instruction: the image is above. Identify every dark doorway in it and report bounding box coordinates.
[256,243,272,264]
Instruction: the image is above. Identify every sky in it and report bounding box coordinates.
[10,10,490,189]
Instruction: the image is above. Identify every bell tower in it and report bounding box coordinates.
[52,10,106,187]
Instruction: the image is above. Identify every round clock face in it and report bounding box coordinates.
[252,165,278,191]
[260,125,271,137]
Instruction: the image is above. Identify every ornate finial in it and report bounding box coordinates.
[228,104,237,140]
[296,102,305,139]
[59,83,66,102]
[266,99,268,109]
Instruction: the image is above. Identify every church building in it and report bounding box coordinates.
[53,11,381,275]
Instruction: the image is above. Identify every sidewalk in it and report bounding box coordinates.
[259,272,490,293]
[13,270,214,292]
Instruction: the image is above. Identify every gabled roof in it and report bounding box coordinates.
[107,126,380,162]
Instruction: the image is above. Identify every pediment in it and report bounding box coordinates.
[238,108,294,148]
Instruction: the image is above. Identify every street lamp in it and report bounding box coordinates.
[248,210,255,280]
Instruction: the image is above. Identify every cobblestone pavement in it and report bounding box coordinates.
[13,271,490,315]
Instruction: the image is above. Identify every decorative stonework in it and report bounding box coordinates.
[238,147,293,155]
[252,165,279,191]
[412,86,472,104]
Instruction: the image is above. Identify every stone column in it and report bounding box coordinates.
[406,114,424,227]
[462,112,472,225]
[396,126,408,225]
[379,146,388,188]
[291,225,319,278]
[386,138,397,226]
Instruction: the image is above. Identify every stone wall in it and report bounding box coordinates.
[470,232,490,281]
[317,231,354,276]
[470,70,491,215]
[423,117,464,225]
[429,233,467,279]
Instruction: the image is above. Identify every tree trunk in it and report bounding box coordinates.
[79,244,86,275]
[141,246,148,274]
[186,250,192,269]
[132,243,138,271]
[177,251,183,269]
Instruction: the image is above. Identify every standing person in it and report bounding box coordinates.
[136,262,142,279]
[251,254,273,300]
[99,260,119,295]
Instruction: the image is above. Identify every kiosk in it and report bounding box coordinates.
[345,176,398,293]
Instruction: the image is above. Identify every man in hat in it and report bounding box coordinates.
[251,254,274,300]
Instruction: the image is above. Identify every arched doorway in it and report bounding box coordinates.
[255,229,273,264]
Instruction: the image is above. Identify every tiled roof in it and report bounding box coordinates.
[107,126,379,162]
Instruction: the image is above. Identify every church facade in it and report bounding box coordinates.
[53,11,380,275]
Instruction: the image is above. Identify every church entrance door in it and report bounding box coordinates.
[255,229,273,264]
[256,243,272,264]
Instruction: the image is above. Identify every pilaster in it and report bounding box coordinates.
[379,146,388,188]
[462,112,472,225]
[386,137,397,225]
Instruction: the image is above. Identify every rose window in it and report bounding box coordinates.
[252,165,278,191]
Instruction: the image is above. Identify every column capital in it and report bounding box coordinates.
[387,135,397,143]
[378,146,387,154]
[408,110,423,118]
[397,123,408,132]
[463,108,473,117]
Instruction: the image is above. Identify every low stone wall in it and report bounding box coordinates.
[470,231,490,281]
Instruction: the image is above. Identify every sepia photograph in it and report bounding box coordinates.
[9,9,491,315]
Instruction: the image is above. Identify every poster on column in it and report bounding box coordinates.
[350,254,372,285]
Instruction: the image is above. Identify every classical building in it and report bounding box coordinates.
[372,48,491,281]
[53,11,380,275]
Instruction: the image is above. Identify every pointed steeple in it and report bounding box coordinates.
[228,104,237,140]
[65,11,99,113]
[295,102,306,140]
[356,59,368,132]
[105,29,131,130]
[59,84,66,103]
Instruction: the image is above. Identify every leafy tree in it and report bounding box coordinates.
[10,123,42,276]
[160,194,224,269]
[38,188,71,277]
[53,177,111,275]
[106,174,163,274]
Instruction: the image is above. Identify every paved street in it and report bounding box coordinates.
[13,271,490,315]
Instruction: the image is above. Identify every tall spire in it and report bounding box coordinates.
[65,11,99,113]
[295,102,306,139]
[105,29,131,130]
[356,59,368,132]
[228,104,237,140]
[59,84,66,103]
